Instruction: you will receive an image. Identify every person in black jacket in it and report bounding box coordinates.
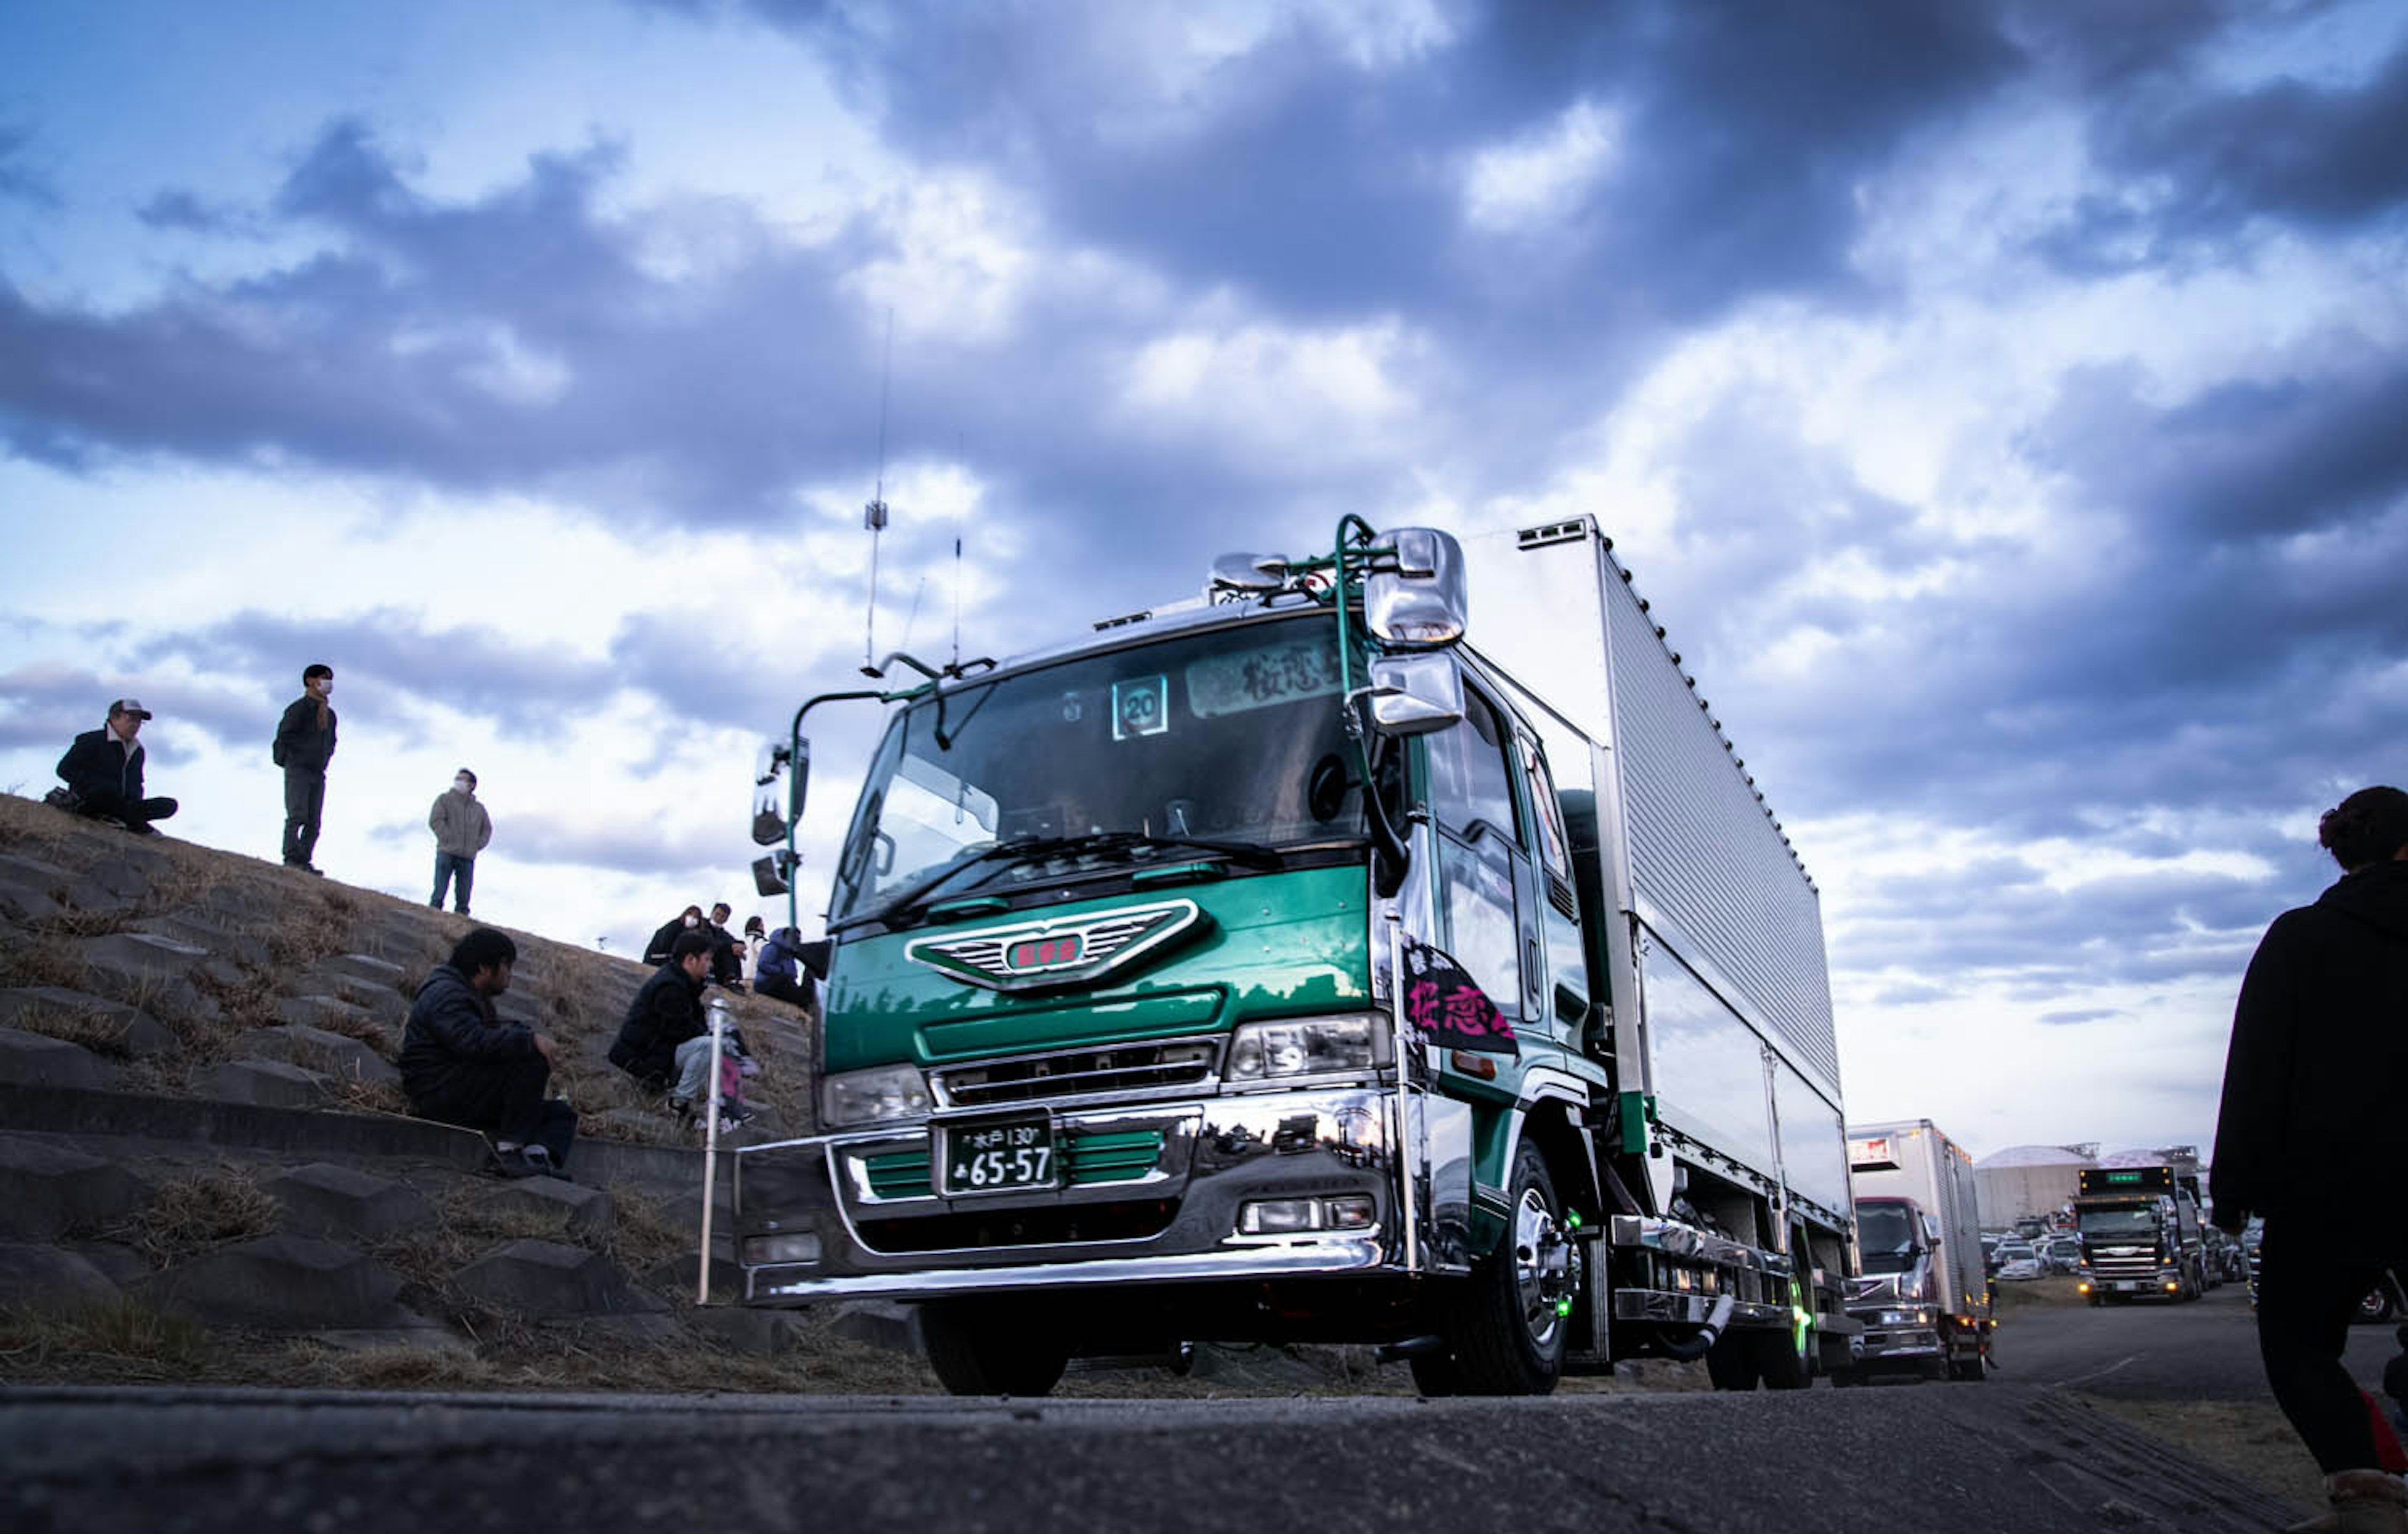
[399,928,574,1177]
[704,901,744,990]
[610,931,717,1111]
[2212,785,2408,1534]
[273,662,337,873]
[643,905,704,965]
[55,699,177,834]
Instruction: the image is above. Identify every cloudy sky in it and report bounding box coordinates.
[4,0,2403,1160]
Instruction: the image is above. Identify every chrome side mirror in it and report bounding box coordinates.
[752,737,811,846]
[1365,527,1467,648]
[1924,1214,1944,1247]
[752,851,794,897]
[1364,653,1464,737]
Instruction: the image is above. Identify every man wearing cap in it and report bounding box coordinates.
[273,662,337,873]
[55,700,177,835]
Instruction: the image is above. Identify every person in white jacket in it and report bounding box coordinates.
[428,769,494,916]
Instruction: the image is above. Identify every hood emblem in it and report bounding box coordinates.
[905,898,1208,993]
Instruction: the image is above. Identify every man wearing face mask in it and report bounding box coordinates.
[272,662,337,873]
[428,768,494,917]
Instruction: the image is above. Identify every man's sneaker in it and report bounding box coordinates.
[517,1145,564,1179]
[488,1147,545,1179]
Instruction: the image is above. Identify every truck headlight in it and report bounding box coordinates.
[1227,1014,1391,1082]
[821,1063,934,1128]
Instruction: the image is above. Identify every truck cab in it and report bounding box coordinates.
[2074,1165,2207,1303]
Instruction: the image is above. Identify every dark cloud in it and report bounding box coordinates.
[136,189,246,234]
[0,122,59,208]
[2035,23,2408,267]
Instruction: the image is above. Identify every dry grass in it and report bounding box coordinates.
[2083,1396,2325,1517]
[1993,1274,2089,1310]
[0,1297,216,1382]
[0,997,142,1058]
[106,1165,280,1268]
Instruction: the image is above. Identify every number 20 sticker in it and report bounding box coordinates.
[1112,676,1169,739]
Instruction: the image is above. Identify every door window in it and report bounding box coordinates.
[1427,688,1521,848]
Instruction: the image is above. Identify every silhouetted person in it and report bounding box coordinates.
[55,699,177,834]
[399,928,575,1178]
[273,662,337,873]
[752,925,818,1012]
[2213,785,2408,1534]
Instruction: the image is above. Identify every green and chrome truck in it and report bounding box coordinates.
[734,516,1858,1395]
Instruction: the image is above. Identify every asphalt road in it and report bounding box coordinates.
[1,1380,2306,1534]
[1995,1279,2405,1400]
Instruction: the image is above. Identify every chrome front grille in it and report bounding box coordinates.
[932,1039,1219,1108]
[2088,1249,2160,1279]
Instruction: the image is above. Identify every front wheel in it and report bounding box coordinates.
[919,1298,1070,1397]
[1442,1140,1575,1395]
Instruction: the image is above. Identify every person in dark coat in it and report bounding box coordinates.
[704,901,744,989]
[55,699,177,834]
[2211,784,2408,1533]
[272,662,337,873]
[643,905,704,965]
[610,931,715,1106]
[399,928,574,1177]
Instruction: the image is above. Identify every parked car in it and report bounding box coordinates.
[1993,1240,2042,1280]
[2044,1237,2083,1275]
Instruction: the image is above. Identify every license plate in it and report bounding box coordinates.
[939,1115,1057,1196]
[2113,1280,2136,1291]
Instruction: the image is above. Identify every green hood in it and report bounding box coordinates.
[821,863,1371,1074]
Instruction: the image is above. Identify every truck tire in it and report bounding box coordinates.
[2357,1288,2396,1324]
[1750,1313,1812,1390]
[919,1298,1070,1397]
[1442,1140,1574,1395]
[1704,1328,1760,1391]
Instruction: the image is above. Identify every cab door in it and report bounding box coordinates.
[1514,730,1588,1046]
[1422,683,1528,1029]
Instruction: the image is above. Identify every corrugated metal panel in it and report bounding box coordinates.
[1600,547,1841,1092]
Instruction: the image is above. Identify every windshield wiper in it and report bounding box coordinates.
[828,836,1080,935]
[1043,829,1286,870]
[831,830,1286,935]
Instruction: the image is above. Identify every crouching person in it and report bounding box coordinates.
[401,928,576,1178]
[610,931,747,1126]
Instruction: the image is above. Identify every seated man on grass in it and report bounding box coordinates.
[399,927,576,1177]
[610,930,749,1127]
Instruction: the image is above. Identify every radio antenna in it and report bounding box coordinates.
[951,429,966,671]
[862,308,895,672]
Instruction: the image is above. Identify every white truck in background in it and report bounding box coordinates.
[1842,1120,1993,1382]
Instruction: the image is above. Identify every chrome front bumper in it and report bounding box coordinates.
[734,1086,1399,1303]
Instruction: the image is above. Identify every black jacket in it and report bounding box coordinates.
[399,964,537,1102]
[2210,860,2408,1228]
[643,917,695,966]
[273,695,338,772]
[610,962,706,1088]
[57,728,145,802]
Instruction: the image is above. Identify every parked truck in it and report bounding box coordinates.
[733,515,1859,1395]
[2074,1165,2207,1303]
[1842,1120,1992,1381]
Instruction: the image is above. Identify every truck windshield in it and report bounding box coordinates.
[1857,1201,1920,1275]
[2078,1206,2159,1238]
[832,615,1366,927]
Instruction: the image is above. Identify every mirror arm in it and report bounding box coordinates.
[1346,694,1411,897]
